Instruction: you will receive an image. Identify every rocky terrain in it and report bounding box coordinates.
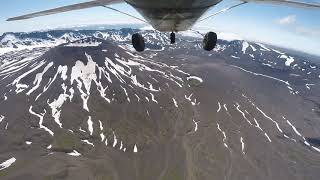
[0,29,320,180]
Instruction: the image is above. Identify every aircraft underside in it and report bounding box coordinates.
[126,0,221,51]
[126,0,222,32]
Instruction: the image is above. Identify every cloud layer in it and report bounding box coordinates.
[277,15,296,25]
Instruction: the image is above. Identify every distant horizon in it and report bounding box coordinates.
[1,23,319,58]
[1,1,319,56]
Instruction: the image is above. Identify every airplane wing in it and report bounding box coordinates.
[198,0,319,22]
[7,0,123,21]
[242,0,320,9]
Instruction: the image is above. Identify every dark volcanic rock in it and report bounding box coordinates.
[0,29,320,180]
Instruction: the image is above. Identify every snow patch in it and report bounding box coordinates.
[29,106,54,136]
[172,98,178,108]
[0,115,4,123]
[187,76,203,83]
[81,139,94,147]
[87,116,93,136]
[68,150,81,156]
[242,41,249,54]
[0,157,16,171]
[280,55,295,66]
[133,144,138,153]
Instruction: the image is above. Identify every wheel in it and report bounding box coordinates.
[202,32,217,51]
[170,32,175,44]
[132,33,145,52]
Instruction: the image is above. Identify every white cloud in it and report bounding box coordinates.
[277,15,296,25]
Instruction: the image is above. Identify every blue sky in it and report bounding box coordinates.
[0,0,319,55]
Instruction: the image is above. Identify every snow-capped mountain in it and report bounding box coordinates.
[0,29,320,180]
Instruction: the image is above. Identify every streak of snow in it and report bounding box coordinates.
[172,98,178,107]
[235,103,253,125]
[256,106,283,133]
[217,102,221,112]
[133,144,138,153]
[240,137,245,154]
[242,41,249,54]
[26,62,53,95]
[47,145,52,149]
[68,150,81,156]
[193,119,199,132]
[87,116,93,136]
[187,76,203,83]
[81,140,94,147]
[68,129,74,134]
[120,141,123,150]
[135,94,140,102]
[217,123,228,148]
[223,104,228,112]
[264,133,272,143]
[262,63,272,67]
[99,120,104,131]
[185,93,193,101]
[285,118,302,137]
[71,53,97,111]
[29,106,54,136]
[100,133,105,142]
[121,85,130,102]
[283,116,320,152]
[250,45,256,51]
[113,132,117,148]
[253,118,272,142]
[175,68,190,76]
[280,55,295,66]
[305,83,315,90]
[105,138,108,146]
[48,83,72,128]
[3,93,7,101]
[79,127,86,133]
[0,115,4,123]
[0,157,16,171]
[37,65,68,100]
[12,61,46,93]
[231,65,290,86]
[150,93,158,103]
[256,43,271,51]
[231,55,240,59]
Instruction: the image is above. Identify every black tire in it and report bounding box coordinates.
[132,33,145,52]
[170,32,176,44]
[202,32,217,51]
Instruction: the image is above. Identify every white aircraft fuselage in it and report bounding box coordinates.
[125,0,222,32]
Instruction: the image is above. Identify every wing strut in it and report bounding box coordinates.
[241,0,320,9]
[198,2,248,22]
[101,6,148,23]
[7,0,123,21]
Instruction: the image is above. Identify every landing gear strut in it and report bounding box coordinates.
[202,32,217,51]
[132,33,145,52]
[170,32,175,44]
